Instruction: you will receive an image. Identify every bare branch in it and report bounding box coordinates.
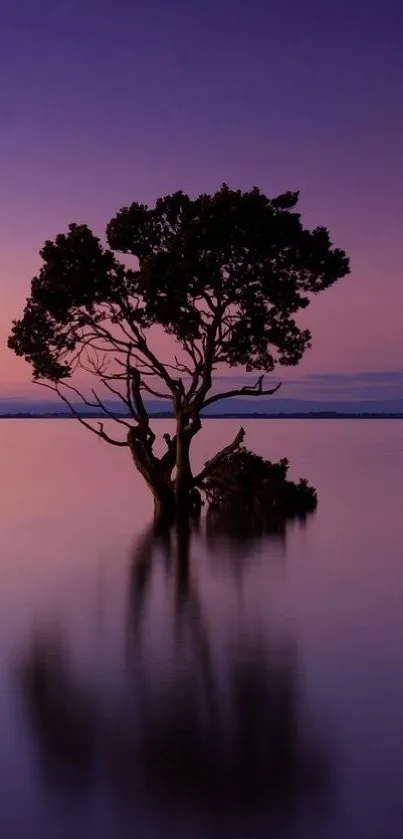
[201,378,282,410]
[193,426,245,486]
[115,354,161,377]
[90,389,132,428]
[140,380,173,400]
[130,368,150,428]
[174,355,193,376]
[190,304,224,411]
[35,382,128,447]
[79,315,131,352]
[101,378,136,417]
[56,381,130,427]
[55,380,101,410]
[200,291,218,314]
[185,359,204,403]
[160,432,177,475]
[183,337,203,367]
[126,325,178,394]
[124,349,141,419]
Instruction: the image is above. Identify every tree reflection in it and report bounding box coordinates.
[113,638,329,826]
[18,631,97,791]
[18,517,332,834]
[205,504,315,559]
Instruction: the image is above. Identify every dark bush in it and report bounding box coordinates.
[202,447,317,521]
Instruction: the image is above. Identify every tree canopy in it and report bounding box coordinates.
[8,185,349,517]
[9,184,349,392]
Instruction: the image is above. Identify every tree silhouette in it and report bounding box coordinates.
[8,186,349,519]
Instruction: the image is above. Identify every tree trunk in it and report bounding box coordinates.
[128,428,176,525]
[175,415,193,520]
[128,417,203,525]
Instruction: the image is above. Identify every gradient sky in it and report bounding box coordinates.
[0,0,402,397]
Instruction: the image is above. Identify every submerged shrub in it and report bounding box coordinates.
[202,447,317,520]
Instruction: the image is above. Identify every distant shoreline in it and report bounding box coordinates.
[0,412,402,420]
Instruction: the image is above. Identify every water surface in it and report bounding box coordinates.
[0,419,402,838]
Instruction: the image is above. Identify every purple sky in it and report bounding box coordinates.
[0,0,402,398]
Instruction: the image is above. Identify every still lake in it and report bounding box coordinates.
[0,419,402,838]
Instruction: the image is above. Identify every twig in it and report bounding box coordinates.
[201,378,281,410]
[193,426,245,486]
[35,381,129,447]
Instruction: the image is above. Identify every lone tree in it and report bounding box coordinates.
[8,186,349,520]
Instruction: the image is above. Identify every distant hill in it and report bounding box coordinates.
[1,396,403,416]
[202,397,403,415]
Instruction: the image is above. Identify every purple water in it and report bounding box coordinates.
[0,419,402,838]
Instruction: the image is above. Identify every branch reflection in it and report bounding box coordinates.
[18,514,332,836]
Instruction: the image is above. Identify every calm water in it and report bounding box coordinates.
[0,419,402,838]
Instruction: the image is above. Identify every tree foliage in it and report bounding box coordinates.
[8,185,349,512]
[9,185,349,391]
